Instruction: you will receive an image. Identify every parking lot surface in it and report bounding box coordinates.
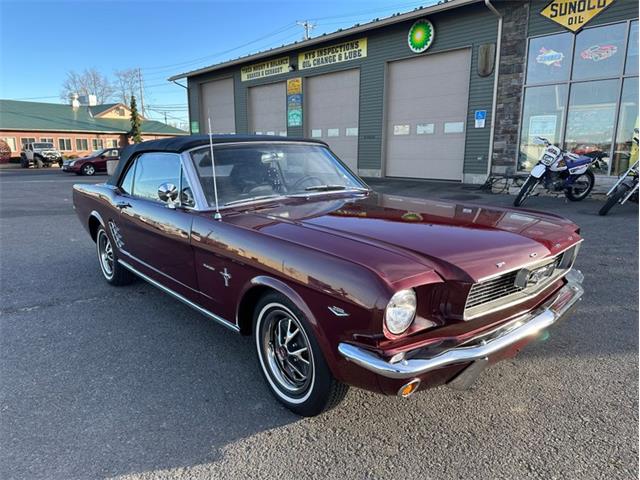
[0,168,638,480]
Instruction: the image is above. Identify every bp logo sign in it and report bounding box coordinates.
[408,19,434,53]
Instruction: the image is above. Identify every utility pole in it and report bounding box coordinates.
[164,112,167,124]
[296,20,316,40]
[137,68,145,117]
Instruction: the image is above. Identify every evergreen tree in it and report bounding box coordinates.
[129,96,143,143]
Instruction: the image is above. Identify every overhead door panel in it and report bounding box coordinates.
[306,69,360,171]
[385,49,471,181]
[248,82,286,136]
[200,78,236,134]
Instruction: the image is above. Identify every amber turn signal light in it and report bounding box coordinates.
[397,379,421,398]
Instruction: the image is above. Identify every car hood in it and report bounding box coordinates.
[245,192,580,283]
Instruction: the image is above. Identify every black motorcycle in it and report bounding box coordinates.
[599,129,639,216]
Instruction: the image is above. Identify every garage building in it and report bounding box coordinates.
[171,0,639,184]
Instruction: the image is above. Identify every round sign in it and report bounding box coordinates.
[407,19,434,53]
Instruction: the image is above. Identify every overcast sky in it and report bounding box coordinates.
[0,0,438,127]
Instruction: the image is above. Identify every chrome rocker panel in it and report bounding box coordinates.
[338,269,584,380]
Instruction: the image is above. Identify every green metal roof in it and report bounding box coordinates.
[0,100,187,135]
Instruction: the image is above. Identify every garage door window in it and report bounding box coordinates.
[519,20,639,175]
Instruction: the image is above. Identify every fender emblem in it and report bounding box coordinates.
[328,306,349,317]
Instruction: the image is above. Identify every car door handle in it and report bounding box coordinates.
[115,201,131,209]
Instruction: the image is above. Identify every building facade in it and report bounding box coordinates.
[0,100,187,161]
[173,0,638,183]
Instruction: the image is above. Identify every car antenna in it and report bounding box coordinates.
[207,114,222,220]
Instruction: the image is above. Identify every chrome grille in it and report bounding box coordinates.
[463,246,579,320]
[466,271,521,309]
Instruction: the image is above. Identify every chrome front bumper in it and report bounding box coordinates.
[338,269,584,380]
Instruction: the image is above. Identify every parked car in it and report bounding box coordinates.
[73,135,584,417]
[20,142,63,168]
[62,148,120,175]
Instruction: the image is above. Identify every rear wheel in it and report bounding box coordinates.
[95,227,134,286]
[254,292,348,416]
[514,176,538,207]
[82,163,96,176]
[599,184,629,216]
[565,170,595,201]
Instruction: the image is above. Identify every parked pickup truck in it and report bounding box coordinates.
[21,142,63,168]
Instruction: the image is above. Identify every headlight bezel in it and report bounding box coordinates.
[541,154,556,166]
[384,288,417,335]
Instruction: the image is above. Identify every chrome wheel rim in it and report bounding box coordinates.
[260,305,313,396]
[85,165,95,175]
[97,230,114,279]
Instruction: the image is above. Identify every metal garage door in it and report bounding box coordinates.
[385,49,472,181]
[306,69,360,171]
[200,78,236,134]
[248,82,286,136]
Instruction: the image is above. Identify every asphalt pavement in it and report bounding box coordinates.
[0,168,638,480]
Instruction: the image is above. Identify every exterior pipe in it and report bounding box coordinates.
[484,0,503,179]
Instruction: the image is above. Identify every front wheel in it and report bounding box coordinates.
[514,176,538,207]
[82,163,96,176]
[599,184,629,216]
[565,170,595,201]
[254,292,349,416]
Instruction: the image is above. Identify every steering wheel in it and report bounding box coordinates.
[291,175,324,191]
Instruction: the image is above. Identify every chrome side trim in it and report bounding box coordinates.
[338,269,584,380]
[118,259,240,333]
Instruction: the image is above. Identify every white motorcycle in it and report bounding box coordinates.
[514,137,598,207]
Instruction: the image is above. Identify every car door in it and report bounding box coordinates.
[113,152,199,298]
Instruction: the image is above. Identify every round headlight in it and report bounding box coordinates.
[385,289,417,335]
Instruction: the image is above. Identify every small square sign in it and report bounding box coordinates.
[474,110,487,129]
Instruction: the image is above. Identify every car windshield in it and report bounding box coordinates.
[91,149,106,156]
[190,143,367,208]
[34,143,53,149]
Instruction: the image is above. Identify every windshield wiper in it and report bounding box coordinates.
[223,194,282,207]
[304,184,347,191]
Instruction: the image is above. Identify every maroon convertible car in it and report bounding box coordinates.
[73,135,584,416]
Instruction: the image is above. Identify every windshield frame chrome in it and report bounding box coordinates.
[183,140,370,212]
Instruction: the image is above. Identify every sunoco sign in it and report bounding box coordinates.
[540,0,616,32]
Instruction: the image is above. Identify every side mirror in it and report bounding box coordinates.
[157,182,178,204]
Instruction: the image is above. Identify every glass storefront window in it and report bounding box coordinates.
[518,84,568,171]
[625,21,639,75]
[526,32,573,84]
[572,23,627,80]
[564,79,619,175]
[612,77,639,176]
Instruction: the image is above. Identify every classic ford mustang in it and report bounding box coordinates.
[73,135,584,416]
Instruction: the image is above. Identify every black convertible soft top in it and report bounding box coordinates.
[106,134,327,185]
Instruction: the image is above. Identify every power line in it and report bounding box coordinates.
[140,23,298,73]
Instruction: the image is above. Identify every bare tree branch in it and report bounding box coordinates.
[113,69,140,105]
[59,68,114,104]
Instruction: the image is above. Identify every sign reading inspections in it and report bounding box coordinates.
[241,57,290,82]
[540,0,616,33]
[298,38,367,70]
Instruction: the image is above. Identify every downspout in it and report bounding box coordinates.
[484,0,502,179]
